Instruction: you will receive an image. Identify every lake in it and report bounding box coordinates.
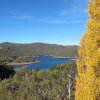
[15,56,75,70]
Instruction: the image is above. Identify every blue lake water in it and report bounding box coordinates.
[15,56,73,70]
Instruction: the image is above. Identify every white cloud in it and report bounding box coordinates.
[40,19,86,24]
[8,11,21,15]
[60,9,77,16]
[82,8,88,13]
[60,8,88,16]
[60,10,68,16]
[11,15,32,19]
[8,11,32,19]
[40,19,66,24]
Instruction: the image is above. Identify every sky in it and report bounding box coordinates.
[0,0,88,45]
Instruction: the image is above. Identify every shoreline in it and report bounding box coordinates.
[7,56,78,66]
[52,56,78,59]
[52,56,78,61]
[7,61,40,66]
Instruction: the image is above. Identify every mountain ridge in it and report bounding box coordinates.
[0,42,78,62]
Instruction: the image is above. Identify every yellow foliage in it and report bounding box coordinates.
[75,0,100,100]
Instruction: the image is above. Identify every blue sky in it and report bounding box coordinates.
[0,0,88,45]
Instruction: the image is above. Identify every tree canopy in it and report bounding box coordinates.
[75,0,100,100]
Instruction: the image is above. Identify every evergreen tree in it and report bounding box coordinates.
[75,0,100,100]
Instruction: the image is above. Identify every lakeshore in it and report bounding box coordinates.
[7,56,77,67]
[7,60,40,66]
[52,56,78,59]
[14,56,77,70]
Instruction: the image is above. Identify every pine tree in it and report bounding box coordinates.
[75,0,100,100]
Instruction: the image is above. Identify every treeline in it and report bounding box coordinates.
[0,42,78,62]
[0,61,76,100]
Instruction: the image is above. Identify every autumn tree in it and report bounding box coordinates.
[75,0,100,100]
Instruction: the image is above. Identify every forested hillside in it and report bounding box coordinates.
[0,61,76,100]
[0,42,78,62]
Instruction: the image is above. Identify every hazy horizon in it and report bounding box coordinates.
[0,41,79,46]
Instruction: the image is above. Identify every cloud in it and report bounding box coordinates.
[39,19,86,24]
[82,8,88,13]
[60,9,76,16]
[11,15,32,19]
[60,8,88,16]
[8,11,32,19]
[60,10,68,16]
[8,11,21,15]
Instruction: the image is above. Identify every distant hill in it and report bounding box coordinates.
[0,42,78,62]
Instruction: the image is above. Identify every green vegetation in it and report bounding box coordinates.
[0,61,76,100]
[7,57,38,66]
[0,42,78,63]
